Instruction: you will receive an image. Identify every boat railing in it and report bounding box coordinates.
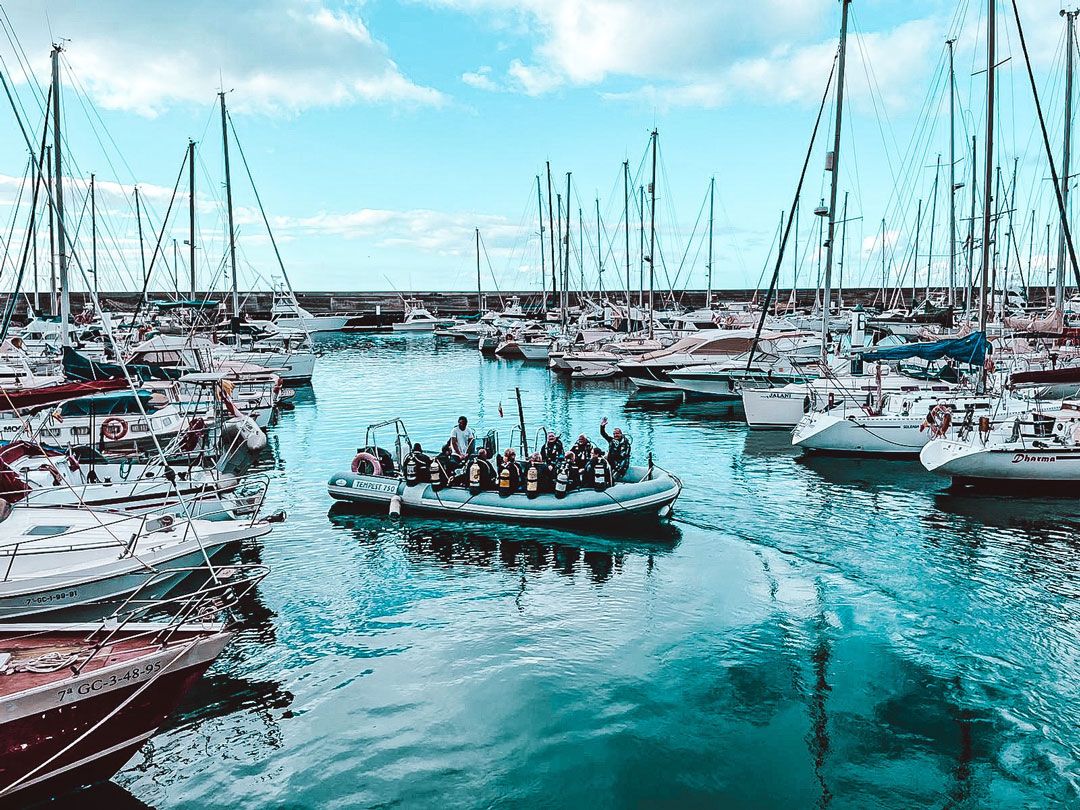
[70,563,271,675]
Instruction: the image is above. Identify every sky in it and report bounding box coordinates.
[0,0,1075,296]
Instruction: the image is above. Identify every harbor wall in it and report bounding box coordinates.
[18,287,1054,320]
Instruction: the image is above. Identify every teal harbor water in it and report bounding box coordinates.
[93,333,1080,808]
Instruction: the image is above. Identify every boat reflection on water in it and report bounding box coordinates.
[328,505,680,584]
[794,454,930,492]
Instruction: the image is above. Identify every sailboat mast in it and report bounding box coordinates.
[546,162,557,310]
[475,227,481,314]
[46,145,55,317]
[928,154,940,299]
[563,171,571,324]
[189,139,197,298]
[623,161,631,331]
[707,176,714,309]
[1058,10,1077,310]
[639,185,645,309]
[220,91,239,318]
[819,0,851,358]
[838,190,849,305]
[914,198,921,306]
[536,175,546,314]
[979,0,995,333]
[135,186,147,286]
[948,38,957,307]
[967,134,977,316]
[596,198,602,297]
[648,129,658,339]
[90,173,97,298]
[50,46,70,346]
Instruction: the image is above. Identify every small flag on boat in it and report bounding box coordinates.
[498,402,504,418]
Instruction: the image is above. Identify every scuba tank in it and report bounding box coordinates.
[404,455,420,486]
[429,458,445,490]
[554,464,569,499]
[468,458,483,495]
[592,460,609,491]
[525,464,540,499]
[498,467,512,497]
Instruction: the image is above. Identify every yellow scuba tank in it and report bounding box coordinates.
[498,467,511,497]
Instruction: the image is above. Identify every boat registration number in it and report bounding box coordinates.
[353,479,397,494]
[55,662,164,702]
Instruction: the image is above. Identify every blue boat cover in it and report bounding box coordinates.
[860,331,988,366]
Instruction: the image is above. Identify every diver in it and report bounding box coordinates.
[403,443,432,486]
[539,432,565,467]
[585,447,613,492]
[430,441,458,489]
[570,433,593,462]
[599,417,631,480]
[449,415,476,460]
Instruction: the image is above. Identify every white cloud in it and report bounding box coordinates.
[5,0,444,116]
[462,65,499,91]
[419,0,944,110]
[268,207,528,256]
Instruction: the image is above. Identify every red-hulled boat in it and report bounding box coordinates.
[0,566,266,803]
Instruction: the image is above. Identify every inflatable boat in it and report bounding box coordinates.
[327,463,681,524]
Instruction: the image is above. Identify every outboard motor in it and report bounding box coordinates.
[468,458,484,495]
[525,464,540,499]
[554,466,569,499]
[498,467,512,497]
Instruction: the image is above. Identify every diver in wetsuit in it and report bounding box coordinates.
[585,447,613,491]
[540,432,565,467]
[599,417,631,480]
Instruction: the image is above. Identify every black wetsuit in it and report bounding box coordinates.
[600,425,631,479]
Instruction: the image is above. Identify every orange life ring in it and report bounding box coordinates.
[351,451,383,475]
[101,417,128,440]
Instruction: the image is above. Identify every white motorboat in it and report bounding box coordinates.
[741,366,956,430]
[920,399,1080,486]
[271,288,351,333]
[392,300,454,332]
[0,506,273,620]
[618,329,812,391]
[792,389,1038,456]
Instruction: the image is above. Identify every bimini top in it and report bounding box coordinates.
[860,331,989,367]
[55,390,154,417]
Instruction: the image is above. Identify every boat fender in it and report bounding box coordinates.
[498,467,512,497]
[525,465,539,499]
[827,392,836,411]
[352,451,383,476]
[468,459,483,495]
[978,416,991,443]
[554,468,569,499]
[389,495,403,517]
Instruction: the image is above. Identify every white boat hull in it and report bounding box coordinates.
[275,315,352,333]
[793,412,929,455]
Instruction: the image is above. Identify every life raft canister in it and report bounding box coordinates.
[498,467,512,497]
[526,464,540,499]
[554,467,569,499]
[468,459,483,495]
